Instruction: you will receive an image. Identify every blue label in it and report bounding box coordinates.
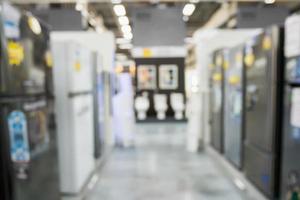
[261,174,270,187]
[7,111,30,163]
[292,127,300,142]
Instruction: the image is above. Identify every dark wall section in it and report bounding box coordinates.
[134,57,185,121]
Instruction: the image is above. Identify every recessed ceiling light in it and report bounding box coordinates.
[75,3,84,11]
[113,4,126,16]
[183,16,189,22]
[121,25,131,34]
[124,32,133,40]
[118,16,129,25]
[116,38,131,44]
[190,0,200,3]
[111,0,122,4]
[183,3,195,16]
[119,43,133,50]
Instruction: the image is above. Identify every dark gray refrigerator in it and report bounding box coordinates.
[223,45,244,169]
[0,4,60,200]
[210,50,225,153]
[243,26,284,199]
[280,15,300,200]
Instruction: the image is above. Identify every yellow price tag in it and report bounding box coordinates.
[216,55,223,66]
[143,48,152,58]
[229,75,240,85]
[212,73,222,82]
[7,41,24,66]
[244,53,255,68]
[74,61,81,72]
[45,51,53,68]
[223,61,229,70]
[263,36,272,51]
[235,53,243,63]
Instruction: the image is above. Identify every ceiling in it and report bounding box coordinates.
[40,1,221,38]
[12,0,300,56]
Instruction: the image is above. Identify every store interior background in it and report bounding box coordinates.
[1,0,300,200]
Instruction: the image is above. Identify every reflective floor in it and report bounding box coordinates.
[86,123,255,200]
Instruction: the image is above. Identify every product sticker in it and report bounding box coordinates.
[213,86,222,113]
[8,111,30,163]
[291,88,300,128]
[262,36,272,51]
[216,54,223,66]
[285,15,300,57]
[45,51,53,68]
[213,73,222,82]
[3,3,21,39]
[74,61,81,72]
[7,41,24,66]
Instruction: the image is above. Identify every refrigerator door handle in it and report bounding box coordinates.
[68,91,93,98]
[246,86,259,111]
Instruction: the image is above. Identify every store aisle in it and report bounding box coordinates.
[86,123,251,200]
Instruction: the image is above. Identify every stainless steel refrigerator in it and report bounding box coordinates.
[223,45,244,169]
[0,3,60,200]
[244,26,284,199]
[210,49,225,153]
[281,15,300,200]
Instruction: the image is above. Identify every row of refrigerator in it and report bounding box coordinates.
[209,15,300,199]
[0,3,114,200]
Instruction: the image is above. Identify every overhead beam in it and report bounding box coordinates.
[9,0,299,4]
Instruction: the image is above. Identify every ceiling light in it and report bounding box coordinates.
[264,0,275,4]
[190,0,200,3]
[118,16,129,25]
[121,25,131,33]
[119,43,133,50]
[183,3,195,16]
[113,4,126,16]
[183,16,189,22]
[75,3,84,11]
[124,32,133,40]
[111,0,122,4]
[116,38,131,44]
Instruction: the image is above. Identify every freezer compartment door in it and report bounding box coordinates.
[1,4,49,95]
[244,143,275,198]
[281,87,300,199]
[52,41,93,96]
[0,97,60,200]
[58,94,95,194]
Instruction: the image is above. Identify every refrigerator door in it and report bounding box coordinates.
[0,96,60,200]
[281,86,300,199]
[244,27,283,198]
[57,94,95,194]
[52,41,93,94]
[210,50,224,153]
[0,4,48,95]
[224,46,244,169]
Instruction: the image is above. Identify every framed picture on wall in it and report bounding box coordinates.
[159,64,178,90]
[137,65,157,90]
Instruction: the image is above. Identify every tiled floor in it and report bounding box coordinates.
[86,123,253,200]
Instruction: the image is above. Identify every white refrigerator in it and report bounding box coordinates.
[52,40,95,195]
